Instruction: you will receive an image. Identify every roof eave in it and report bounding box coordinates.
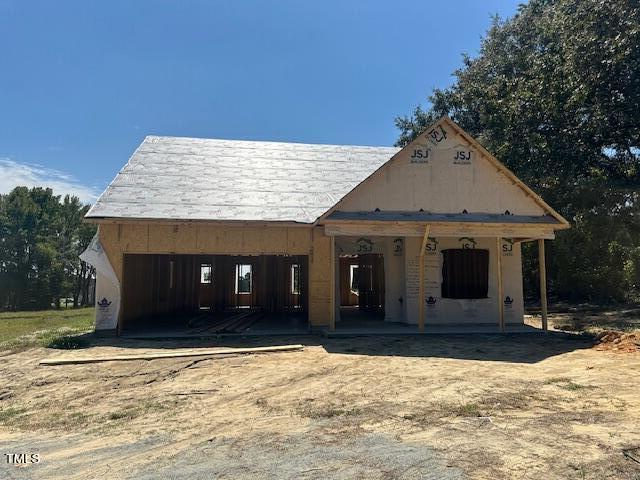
[84,216,315,227]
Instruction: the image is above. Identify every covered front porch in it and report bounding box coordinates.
[323,211,561,333]
[321,307,541,336]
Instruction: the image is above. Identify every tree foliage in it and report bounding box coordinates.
[395,0,640,302]
[0,187,97,310]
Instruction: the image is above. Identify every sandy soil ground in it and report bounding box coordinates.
[1,328,639,479]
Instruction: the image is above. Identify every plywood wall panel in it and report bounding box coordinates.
[173,224,197,253]
[148,225,175,252]
[221,227,244,254]
[121,224,149,252]
[98,224,124,283]
[287,227,312,254]
[336,120,546,217]
[260,227,287,253]
[196,226,221,252]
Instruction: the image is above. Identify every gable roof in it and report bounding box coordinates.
[317,116,569,227]
[85,136,399,223]
[86,117,568,228]
[442,117,569,226]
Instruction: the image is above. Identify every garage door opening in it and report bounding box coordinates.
[121,254,308,335]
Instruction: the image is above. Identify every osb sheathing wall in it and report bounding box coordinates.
[98,222,332,326]
[333,120,547,217]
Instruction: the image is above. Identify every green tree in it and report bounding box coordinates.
[0,187,97,310]
[396,0,640,302]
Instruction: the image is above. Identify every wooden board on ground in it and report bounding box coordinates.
[39,344,304,366]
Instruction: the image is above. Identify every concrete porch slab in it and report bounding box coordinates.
[320,323,542,337]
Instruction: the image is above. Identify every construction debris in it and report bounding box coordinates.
[39,344,304,366]
[623,447,640,465]
[593,330,640,353]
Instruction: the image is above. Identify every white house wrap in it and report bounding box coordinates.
[80,232,121,330]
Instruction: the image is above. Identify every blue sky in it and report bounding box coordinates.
[0,0,522,202]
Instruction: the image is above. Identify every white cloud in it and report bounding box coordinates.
[0,158,99,203]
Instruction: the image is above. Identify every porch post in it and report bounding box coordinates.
[329,234,336,331]
[538,238,548,333]
[418,225,431,332]
[496,237,504,332]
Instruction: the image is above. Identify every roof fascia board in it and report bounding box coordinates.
[84,217,314,228]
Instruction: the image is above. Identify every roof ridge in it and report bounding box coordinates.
[143,135,400,151]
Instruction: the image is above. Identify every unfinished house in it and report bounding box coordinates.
[84,117,569,336]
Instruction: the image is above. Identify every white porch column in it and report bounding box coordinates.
[538,238,548,333]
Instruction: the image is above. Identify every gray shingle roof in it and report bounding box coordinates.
[86,136,399,223]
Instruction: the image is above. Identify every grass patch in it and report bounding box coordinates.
[0,407,27,424]
[44,334,90,350]
[439,402,484,417]
[296,401,363,419]
[544,377,588,391]
[105,401,172,423]
[66,411,91,426]
[404,387,542,424]
[402,401,486,422]
[0,308,93,351]
[560,381,587,391]
[544,377,572,384]
[108,410,135,421]
[453,402,483,417]
[0,407,95,430]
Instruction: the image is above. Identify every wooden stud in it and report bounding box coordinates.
[538,238,548,333]
[496,237,504,332]
[418,225,431,332]
[329,234,336,331]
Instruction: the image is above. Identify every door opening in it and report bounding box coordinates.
[339,253,385,320]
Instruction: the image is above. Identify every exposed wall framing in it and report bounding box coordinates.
[121,253,308,331]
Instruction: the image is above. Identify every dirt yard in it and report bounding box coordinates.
[1,315,640,479]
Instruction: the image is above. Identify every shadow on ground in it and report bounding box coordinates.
[61,331,593,364]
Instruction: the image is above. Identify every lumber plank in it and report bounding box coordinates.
[538,238,548,333]
[39,344,304,366]
[496,237,504,332]
[418,224,430,332]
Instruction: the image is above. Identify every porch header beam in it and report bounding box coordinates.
[324,222,555,239]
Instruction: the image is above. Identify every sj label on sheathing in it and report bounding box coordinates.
[409,144,431,164]
[502,238,514,256]
[453,148,473,165]
[424,237,439,255]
